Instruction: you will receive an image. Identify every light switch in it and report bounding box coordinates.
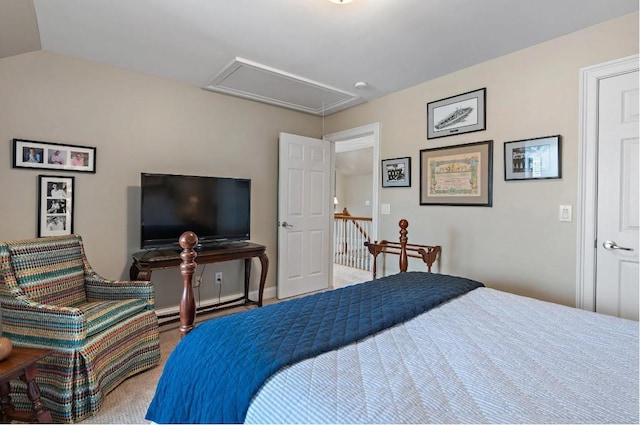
[559,205,572,222]
[381,203,391,215]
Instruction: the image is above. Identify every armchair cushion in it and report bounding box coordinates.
[7,237,86,306]
[80,298,149,337]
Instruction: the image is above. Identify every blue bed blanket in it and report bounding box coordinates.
[145,271,484,424]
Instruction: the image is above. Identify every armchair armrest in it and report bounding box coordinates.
[1,300,87,349]
[85,271,155,309]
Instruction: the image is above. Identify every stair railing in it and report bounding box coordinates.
[333,208,372,271]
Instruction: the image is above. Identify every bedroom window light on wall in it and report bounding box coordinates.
[333,170,339,211]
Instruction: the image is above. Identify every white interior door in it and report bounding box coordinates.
[277,133,331,299]
[595,70,639,320]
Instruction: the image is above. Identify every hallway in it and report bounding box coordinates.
[332,263,371,289]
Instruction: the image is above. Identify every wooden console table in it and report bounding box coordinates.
[130,241,269,314]
[0,347,52,423]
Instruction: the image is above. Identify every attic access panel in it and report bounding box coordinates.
[204,58,362,115]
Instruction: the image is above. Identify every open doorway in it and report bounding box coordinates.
[324,123,380,288]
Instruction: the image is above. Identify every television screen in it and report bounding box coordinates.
[140,173,251,249]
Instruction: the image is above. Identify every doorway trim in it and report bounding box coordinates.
[576,54,639,311]
[325,123,380,288]
[324,123,380,243]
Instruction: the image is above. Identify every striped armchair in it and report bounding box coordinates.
[0,234,160,423]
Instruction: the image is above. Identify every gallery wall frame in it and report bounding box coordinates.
[420,140,493,206]
[381,157,411,188]
[427,88,486,139]
[13,139,97,173]
[504,135,561,181]
[38,175,74,237]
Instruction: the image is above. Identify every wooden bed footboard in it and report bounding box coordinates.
[365,219,441,279]
[176,219,438,337]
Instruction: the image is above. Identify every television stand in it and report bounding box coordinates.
[193,241,249,251]
[130,242,268,308]
[194,244,226,251]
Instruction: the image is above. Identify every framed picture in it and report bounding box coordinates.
[427,88,486,139]
[38,175,74,237]
[382,157,411,187]
[13,139,96,173]
[420,140,493,206]
[504,135,561,181]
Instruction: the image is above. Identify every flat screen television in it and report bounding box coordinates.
[140,173,251,250]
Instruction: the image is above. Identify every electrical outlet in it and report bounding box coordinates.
[215,272,223,284]
[193,276,202,288]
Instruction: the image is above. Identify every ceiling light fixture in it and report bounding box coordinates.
[354,81,368,89]
[328,0,353,4]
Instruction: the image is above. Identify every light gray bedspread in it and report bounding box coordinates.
[245,288,638,424]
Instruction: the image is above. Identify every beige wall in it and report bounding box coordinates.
[0,12,637,310]
[341,174,373,218]
[326,12,639,306]
[0,51,321,309]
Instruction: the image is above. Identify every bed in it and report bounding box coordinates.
[145,221,639,424]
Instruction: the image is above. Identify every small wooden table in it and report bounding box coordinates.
[129,242,269,323]
[0,346,52,423]
[130,242,269,307]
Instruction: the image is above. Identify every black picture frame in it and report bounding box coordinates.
[38,175,75,237]
[13,139,96,173]
[427,88,486,139]
[420,140,493,206]
[381,157,411,187]
[504,135,561,181]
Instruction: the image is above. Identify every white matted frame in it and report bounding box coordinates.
[13,139,96,173]
[382,157,411,187]
[427,88,486,139]
[504,135,561,181]
[38,175,74,237]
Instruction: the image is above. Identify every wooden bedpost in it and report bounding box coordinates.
[178,231,198,338]
[398,219,408,272]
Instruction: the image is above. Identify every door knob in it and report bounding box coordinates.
[280,221,293,229]
[602,240,634,251]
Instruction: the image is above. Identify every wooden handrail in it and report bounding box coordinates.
[334,207,373,222]
[365,219,441,278]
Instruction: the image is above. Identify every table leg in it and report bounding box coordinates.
[258,253,269,307]
[244,258,251,302]
[0,380,15,423]
[22,365,52,424]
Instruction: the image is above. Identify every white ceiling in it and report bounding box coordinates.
[3,0,638,115]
